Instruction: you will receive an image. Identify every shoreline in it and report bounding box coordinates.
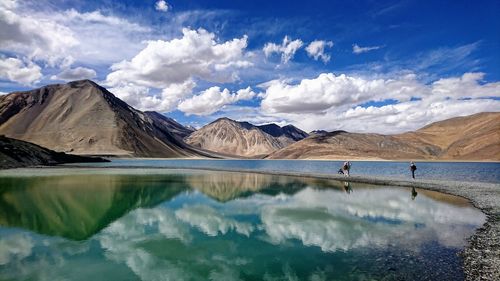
[3,164,499,280]
[102,157,500,163]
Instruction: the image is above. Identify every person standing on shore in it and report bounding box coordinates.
[342,161,351,177]
[410,161,417,179]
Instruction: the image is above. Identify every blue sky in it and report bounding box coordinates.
[0,0,499,133]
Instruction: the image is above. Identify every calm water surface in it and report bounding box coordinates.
[0,168,486,281]
[72,159,500,183]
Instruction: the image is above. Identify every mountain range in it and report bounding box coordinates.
[185,117,308,157]
[0,80,498,161]
[267,112,500,161]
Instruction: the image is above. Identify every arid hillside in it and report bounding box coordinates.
[0,80,210,158]
[266,112,500,161]
[185,117,308,157]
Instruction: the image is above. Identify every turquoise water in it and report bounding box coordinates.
[72,159,500,183]
[0,168,486,280]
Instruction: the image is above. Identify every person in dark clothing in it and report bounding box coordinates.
[410,161,417,179]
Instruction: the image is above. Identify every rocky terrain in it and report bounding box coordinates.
[397,112,500,160]
[0,135,108,169]
[144,111,195,139]
[185,117,308,157]
[0,80,210,158]
[267,112,500,161]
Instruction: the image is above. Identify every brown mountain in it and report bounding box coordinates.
[184,117,308,157]
[144,111,195,139]
[0,80,211,158]
[0,135,108,169]
[266,112,500,161]
[398,112,500,160]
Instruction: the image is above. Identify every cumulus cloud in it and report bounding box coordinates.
[352,43,382,54]
[50,66,96,81]
[0,1,78,66]
[0,57,42,85]
[260,73,426,114]
[178,86,256,116]
[110,79,196,112]
[263,36,303,64]
[305,40,333,63]
[258,72,500,133]
[155,0,169,12]
[106,28,250,89]
[0,1,151,68]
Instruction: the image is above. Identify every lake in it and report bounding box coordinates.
[71,158,500,183]
[0,168,486,281]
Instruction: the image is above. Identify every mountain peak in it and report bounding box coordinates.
[66,79,100,88]
[0,81,210,158]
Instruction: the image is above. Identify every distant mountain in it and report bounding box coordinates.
[258,123,309,145]
[0,80,212,158]
[309,130,328,136]
[0,135,107,169]
[398,112,500,160]
[144,111,195,139]
[185,117,308,157]
[266,112,500,161]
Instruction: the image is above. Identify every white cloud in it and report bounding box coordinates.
[258,72,500,133]
[110,79,196,113]
[260,73,425,114]
[263,36,303,64]
[155,0,169,12]
[0,1,151,68]
[305,40,333,63]
[178,86,256,116]
[0,57,42,85]
[50,66,96,81]
[106,28,250,89]
[0,1,78,66]
[352,44,382,54]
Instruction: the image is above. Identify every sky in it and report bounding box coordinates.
[0,0,499,133]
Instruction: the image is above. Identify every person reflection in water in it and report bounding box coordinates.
[344,181,352,194]
[411,187,418,200]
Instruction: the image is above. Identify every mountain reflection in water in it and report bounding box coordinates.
[0,168,486,281]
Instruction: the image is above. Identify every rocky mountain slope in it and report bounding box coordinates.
[0,80,210,158]
[397,112,500,160]
[184,117,308,157]
[267,112,500,161]
[144,111,195,139]
[258,123,309,147]
[0,135,108,169]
